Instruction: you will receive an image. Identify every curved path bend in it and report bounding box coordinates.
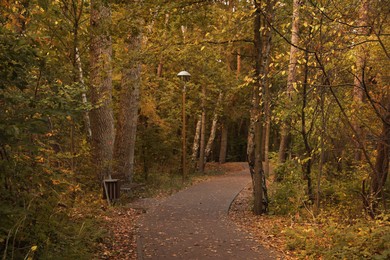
[137,164,277,260]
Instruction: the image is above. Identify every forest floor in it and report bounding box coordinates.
[229,183,294,259]
[97,162,288,259]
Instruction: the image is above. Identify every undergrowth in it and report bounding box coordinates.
[267,161,390,259]
[284,215,390,259]
[0,159,106,259]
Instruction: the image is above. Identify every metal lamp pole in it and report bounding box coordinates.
[177,71,191,180]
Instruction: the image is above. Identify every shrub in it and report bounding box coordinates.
[284,215,390,259]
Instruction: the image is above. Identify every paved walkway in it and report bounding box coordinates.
[137,164,277,259]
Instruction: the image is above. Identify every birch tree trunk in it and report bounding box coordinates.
[67,0,91,139]
[157,14,169,77]
[278,0,301,164]
[353,0,370,162]
[75,47,92,139]
[261,0,274,176]
[191,115,202,162]
[205,92,223,160]
[89,0,114,181]
[113,27,142,182]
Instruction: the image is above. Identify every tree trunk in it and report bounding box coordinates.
[157,14,169,78]
[301,50,314,203]
[75,47,92,139]
[247,1,268,215]
[89,0,114,181]
[113,28,142,182]
[157,61,163,77]
[261,0,274,176]
[191,114,202,162]
[278,0,301,164]
[370,97,390,214]
[236,48,241,79]
[353,0,370,162]
[68,0,90,139]
[316,77,326,215]
[253,117,264,215]
[199,86,206,173]
[205,92,223,160]
[219,123,228,164]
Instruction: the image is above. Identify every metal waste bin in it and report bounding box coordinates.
[103,179,120,202]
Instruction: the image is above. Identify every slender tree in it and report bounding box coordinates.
[205,92,223,160]
[219,123,228,163]
[191,114,202,162]
[247,0,268,215]
[278,0,301,164]
[199,85,206,173]
[352,0,370,162]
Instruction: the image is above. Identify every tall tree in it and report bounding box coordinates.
[113,24,142,182]
[278,0,301,164]
[352,0,370,162]
[370,96,390,215]
[261,0,275,176]
[89,0,115,180]
[191,115,202,163]
[205,92,223,160]
[247,0,268,215]
[199,85,206,173]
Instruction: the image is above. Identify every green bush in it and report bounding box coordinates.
[284,215,390,259]
[0,158,104,259]
[269,161,306,215]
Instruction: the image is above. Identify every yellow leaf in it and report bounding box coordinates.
[52,179,61,185]
[31,245,38,251]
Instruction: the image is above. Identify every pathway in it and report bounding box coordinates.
[137,163,277,259]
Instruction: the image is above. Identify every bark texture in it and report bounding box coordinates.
[352,0,370,161]
[191,115,202,162]
[219,123,228,163]
[89,0,114,180]
[247,1,268,215]
[205,92,223,160]
[113,28,142,182]
[278,0,301,164]
[370,96,390,214]
[75,47,92,139]
[261,0,274,175]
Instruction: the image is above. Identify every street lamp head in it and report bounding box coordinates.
[177,71,191,82]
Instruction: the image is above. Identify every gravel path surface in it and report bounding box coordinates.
[137,164,277,259]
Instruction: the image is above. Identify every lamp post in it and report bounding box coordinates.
[177,71,191,180]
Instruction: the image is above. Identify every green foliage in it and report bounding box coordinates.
[0,29,36,90]
[269,161,307,215]
[0,156,103,259]
[0,13,101,259]
[284,215,390,259]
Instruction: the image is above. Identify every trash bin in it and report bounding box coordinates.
[103,179,120,202]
